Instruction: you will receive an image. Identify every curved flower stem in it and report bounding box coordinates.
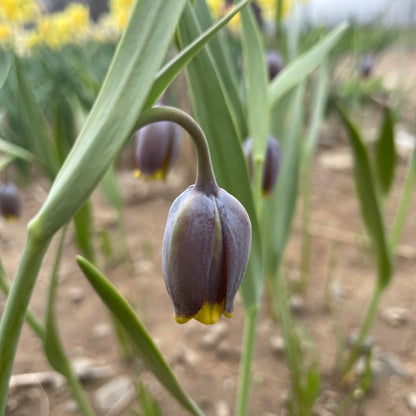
[135,106,218,194]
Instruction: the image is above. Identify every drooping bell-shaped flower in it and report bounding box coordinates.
[0,182,21,220]
[243,136,281,196]
[359,54,374,78]
[133,120,181,180]
[161,109,251,325]
[266,50,284,81]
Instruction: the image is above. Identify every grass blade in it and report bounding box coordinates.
[73,200,95,261]
[375,106,396,196]
[44,229,95,416]
[0,138,34,162]
[240,5,269,203]
[12,55,59,179]
[338,107,392,289]
[269,23,348,108]
[265,84,305,275]
[77,256,204,416]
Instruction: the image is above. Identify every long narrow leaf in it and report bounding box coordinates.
[144,0,249,112]
[338,107,392,289]
[240,6,269,178]
[0,138,34,162]
[13,55,59,179]
[375,106,396,195]
[265,84,305,275]
[76,256,204,416]
[29,0,187,239]
[269,23,348,107]
[177,0,263,309]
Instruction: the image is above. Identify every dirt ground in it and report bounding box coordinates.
[2,50,416,416]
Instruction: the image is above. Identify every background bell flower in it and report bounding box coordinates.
[162,185,252,325]
[266,50,285,81]
[133,120,181,180]
[243,136,282,196]
[0,182,21,221]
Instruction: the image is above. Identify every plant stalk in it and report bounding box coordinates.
[341,285,382,378]
[236,305,259,416]
[0,233,51,414]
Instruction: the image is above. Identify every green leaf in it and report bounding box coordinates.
[338,107,392,289]
[144,0,249,114]
[73,200,95,261]
[265,84,305,275]
[44,230,69,375]
[12,55,59,180]
[30,0,187,240]
[0,154,15,172]
[0,138,34,162]
[100,164,123,212]
[0,52,11,91]
[53,99,76,165]
[76,256,204,416]
[240,5,269,187]
[269,23,348,108]
[375,106,396,195]
[177,0,263,309]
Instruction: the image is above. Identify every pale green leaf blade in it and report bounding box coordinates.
[265,84,305,275]
[12,55,59,179]
[240,5,269,163]
[77,256,204,416]
[177,0,263,309]
[270,23,348,107]
[338,108,392,288]
[144,0,249,112]
[0,138,34,162]
[30,0,187,240]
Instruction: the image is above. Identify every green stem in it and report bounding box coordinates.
[389,146,416,253]
[135,106,218,194]
[341,285,383,377]
[236,305,259,416]
[45,229,95,416]
[0,258,45,340]
[0,233,51,414]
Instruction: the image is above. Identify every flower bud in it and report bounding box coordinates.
[359,54,374,78]
[0,182,21,220]
[133,120,181,180]
[266,50,284,81]
[243,136,281,196]
[162,185,251,325]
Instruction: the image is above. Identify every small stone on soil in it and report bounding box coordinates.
[215,399,230,416]
[92,322,112,338]
[66,286,84,304]
[406,392,416,413]
[289,295,305,314]
[94,376,134,412]
[380,307,410,327]
[270,335,285,356]
[199,321,228,349]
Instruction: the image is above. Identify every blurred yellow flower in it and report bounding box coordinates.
[0,23,11,42]
[30,3,90,49]
[110,0,134,30]
[0,0,39,23]
[206,0,223,18]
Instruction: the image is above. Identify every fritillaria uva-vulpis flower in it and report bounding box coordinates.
[265,50,284,81]
[133,120,181,180]
[160,109,252,325]
[0,182,21,221]
[243,136,281,197]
